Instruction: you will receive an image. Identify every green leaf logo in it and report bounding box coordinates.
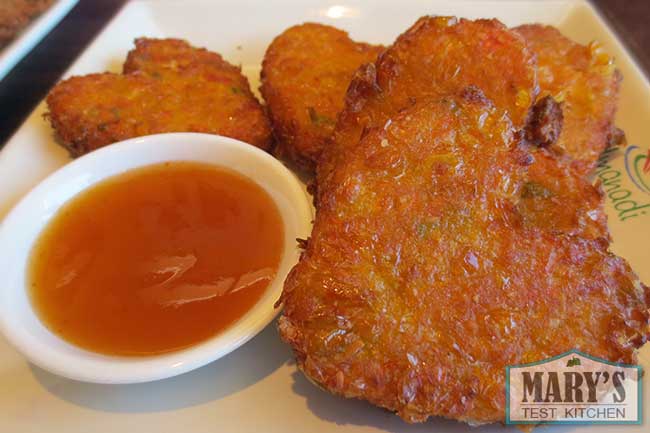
[624,145,650,195]
[566,357,581,367]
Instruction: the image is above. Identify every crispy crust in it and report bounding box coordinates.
[260,23,384,172]
[318,16,539,196]
[279,95,649,425]
[46,38,272,156]
[123,37,244,78]
[515,24,621,176]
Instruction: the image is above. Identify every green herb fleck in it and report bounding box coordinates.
[230,86,243,95]
[521,181,553,199]
[415,219,440,238]
[308,107,335,126]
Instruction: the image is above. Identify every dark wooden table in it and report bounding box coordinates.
[0,0,648,148]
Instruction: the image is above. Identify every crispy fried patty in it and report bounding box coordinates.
[261,23,384,172]
[46,38,272,156]
[279,93,648,425]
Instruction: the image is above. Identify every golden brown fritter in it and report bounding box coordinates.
[278,95,649,425]
[46,38,272,156]
[319,17,539,192]
[0,0,54,47]
[260,23,384,172]
[515,24,621,176]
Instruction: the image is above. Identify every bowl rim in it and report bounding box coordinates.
[0,132,312,384]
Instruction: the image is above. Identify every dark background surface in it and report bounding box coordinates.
[0,0,648,147]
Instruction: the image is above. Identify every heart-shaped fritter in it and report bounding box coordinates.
[279,95,649,425]
[46,38,271,156]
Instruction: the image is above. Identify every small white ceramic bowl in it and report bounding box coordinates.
[0,133,312,384]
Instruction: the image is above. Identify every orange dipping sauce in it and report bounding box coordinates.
[28,162,284,356]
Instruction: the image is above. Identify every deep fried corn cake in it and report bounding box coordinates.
[515,24,621,175]
[260,23,384,172]
[319,16,538,189]
[46,38,272,156]
[278,95,649,425]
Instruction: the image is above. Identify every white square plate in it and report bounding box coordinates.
[0,0,79,81]
[0,1,648,432]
